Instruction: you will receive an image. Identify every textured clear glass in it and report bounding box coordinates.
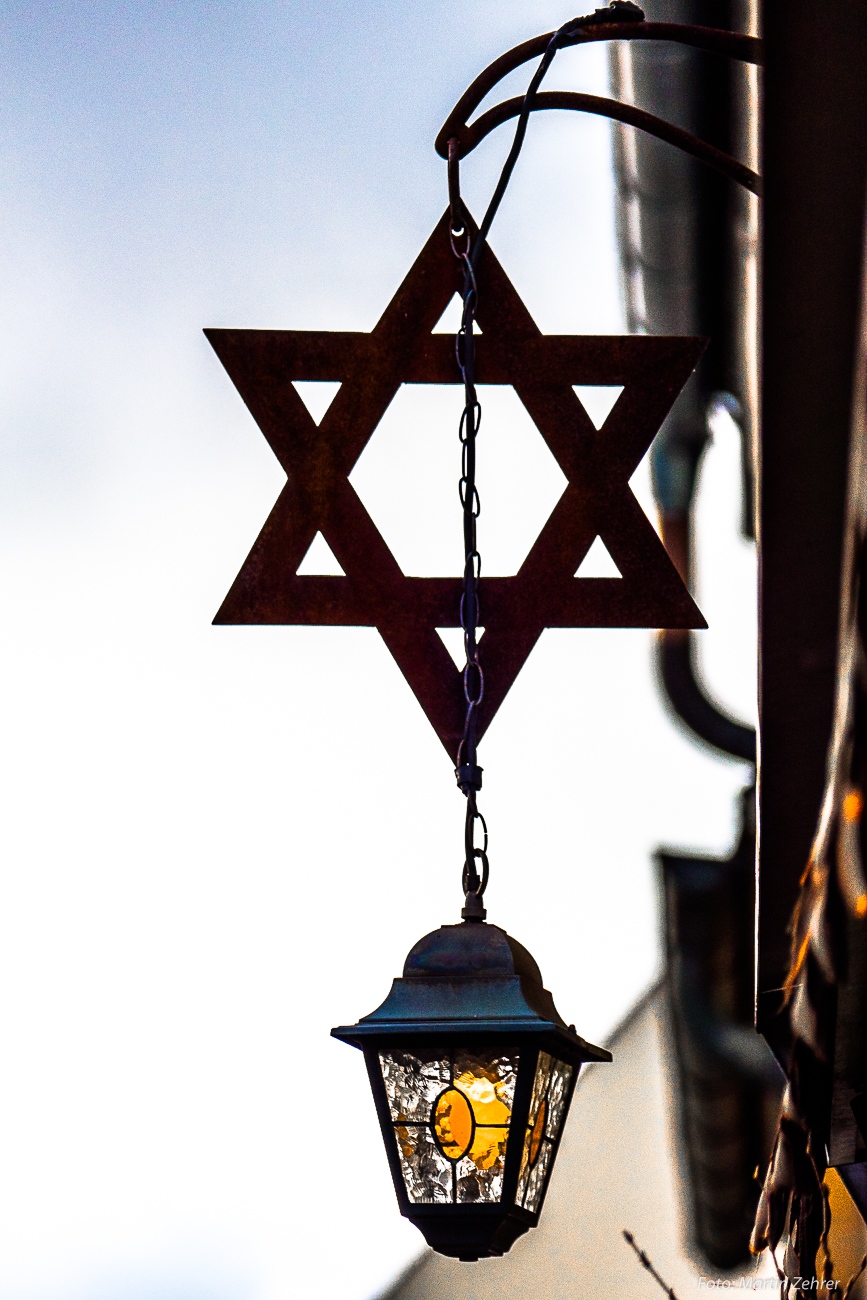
[529,1052,552,1121]
[523,1137,554,1212]
[380,1050,450,1123]
[394,1124,452,1203]
[545,1056,573,1138]
[456,1145,507,1202]
[517,1051,574,1211]
[379,1048,519,1204]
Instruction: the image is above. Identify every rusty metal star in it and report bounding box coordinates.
[206,208,705,757]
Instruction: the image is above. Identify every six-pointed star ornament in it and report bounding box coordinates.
[206,208,706,758]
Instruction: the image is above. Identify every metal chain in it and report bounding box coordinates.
[446,4,642,918]
[449,142,488,920]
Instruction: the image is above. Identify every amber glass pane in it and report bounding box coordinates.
[529,1097,547,1165]
[433,1088,474,1160]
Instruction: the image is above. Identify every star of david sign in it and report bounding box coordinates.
[206,208,706,758]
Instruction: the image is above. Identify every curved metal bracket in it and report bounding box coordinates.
[449,91,761,196]
[659,631,757,763]
[436,19,763,196]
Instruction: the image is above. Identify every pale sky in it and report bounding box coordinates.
[0,5,755,1299]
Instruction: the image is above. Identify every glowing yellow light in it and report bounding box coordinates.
[455,1067,511,1170]
[470,1127,508,1170]
[431,1070,512,1171]
[856,894,867,917]
[455,1069,511,1125]
[844,789,864,823]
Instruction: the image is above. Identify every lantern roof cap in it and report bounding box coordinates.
[332,919,611,1064]
[402,921,542,982]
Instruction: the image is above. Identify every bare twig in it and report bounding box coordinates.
[623,1230,681,1300]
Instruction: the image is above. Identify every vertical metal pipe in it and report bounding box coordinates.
[757,0,867,1053]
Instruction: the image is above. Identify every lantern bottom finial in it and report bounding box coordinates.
[410,1204,535,1261]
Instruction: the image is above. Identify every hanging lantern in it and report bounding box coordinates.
[332,914,609,1260]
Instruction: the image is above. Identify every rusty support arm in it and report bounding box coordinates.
[435,20,762,160]
[450,91,761,196]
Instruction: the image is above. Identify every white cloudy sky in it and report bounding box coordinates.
[0,4,755,1299]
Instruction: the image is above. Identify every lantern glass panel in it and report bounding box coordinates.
[516,1051,573,1213]
[379,1048,519,1204]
